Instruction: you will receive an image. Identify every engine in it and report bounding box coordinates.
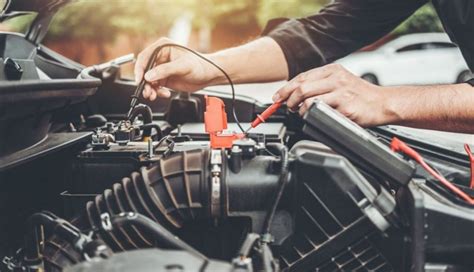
[1,90,401,272]
[2,30,474,272]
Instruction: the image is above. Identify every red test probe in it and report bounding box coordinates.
[245,101,282,133]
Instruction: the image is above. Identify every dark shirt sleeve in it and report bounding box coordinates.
[263,0,427,79]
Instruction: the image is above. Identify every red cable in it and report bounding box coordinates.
[463,144,474,189]
[391,137,474,205]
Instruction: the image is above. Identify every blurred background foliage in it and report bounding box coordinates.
[2,0,443,64]
[394,3,443,34]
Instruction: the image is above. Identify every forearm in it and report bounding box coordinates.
[382,83,474,133]
[207,37,288,85]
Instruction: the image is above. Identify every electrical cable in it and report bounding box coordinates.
[130,43,245,133]
[463,143,474,189]
[261,143,290,235]
[391,137,474,205]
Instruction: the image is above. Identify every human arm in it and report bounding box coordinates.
[380,83,474,132]
[135,0,427,100]
[273,63,474,133]
[264,0,427,79]
[133,37,288,100]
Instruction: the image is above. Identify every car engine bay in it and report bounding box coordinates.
[2,2,474,272]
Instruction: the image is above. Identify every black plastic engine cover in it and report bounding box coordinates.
[398,180,474,271]
[278,141,401,271]
[64,249,233,272]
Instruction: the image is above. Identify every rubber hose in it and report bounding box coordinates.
[109,212,207,260]
[42,148,211,271]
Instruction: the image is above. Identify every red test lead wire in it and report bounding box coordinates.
[391,137,474,205]
[246,101,282,133]
[463,144,474,189]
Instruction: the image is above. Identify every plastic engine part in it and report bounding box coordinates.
[278,141,398,271]
[42,148,211,270]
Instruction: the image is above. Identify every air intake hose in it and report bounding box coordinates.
[41,147,281,271]
[85,148,211,251]
[42,148,211,270]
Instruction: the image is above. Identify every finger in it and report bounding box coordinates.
[149,89,157,101]
[272,79,299,102]
[318,92,339,108]
[135,48,155,83]
[285,78,335,109]
[144,60,189,83]
[134,68,144,84]
[143,84,153,99]
[298,93,339,116]
[155,88,171,98]
[298,98,316,116]
[273,65,335,102]
[134,38,172,83]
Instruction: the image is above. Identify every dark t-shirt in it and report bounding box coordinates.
[264,0,474,79]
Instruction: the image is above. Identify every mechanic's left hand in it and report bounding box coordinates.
[272,63,389,127]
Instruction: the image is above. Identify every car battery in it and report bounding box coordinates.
[170,122,286,143]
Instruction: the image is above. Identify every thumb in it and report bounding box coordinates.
[144,61,189,83]
[134,69,143,84]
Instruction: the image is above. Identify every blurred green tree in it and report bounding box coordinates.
[4,0,443,55]
[47,1,185,58]
[394,3,443,34]
[5,1,184,57]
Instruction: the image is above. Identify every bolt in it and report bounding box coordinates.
[148,138,154,158]
[69,123,77,132]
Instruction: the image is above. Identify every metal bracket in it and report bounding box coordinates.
[210,149,222,217]
[2,256,24,271]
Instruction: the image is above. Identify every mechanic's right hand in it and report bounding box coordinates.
[134,38,219,101]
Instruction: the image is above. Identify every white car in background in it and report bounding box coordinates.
[336,33,472,86]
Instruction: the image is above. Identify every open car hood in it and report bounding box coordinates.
[1,0,74,44]
[0,0,72,21]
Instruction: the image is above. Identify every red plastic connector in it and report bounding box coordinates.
[204,96,244,149]
[390,137,423,163]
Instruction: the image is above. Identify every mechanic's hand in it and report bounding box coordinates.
[134,38,219,101]
[272,63,388,127]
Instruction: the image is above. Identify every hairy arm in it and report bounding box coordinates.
[208,37,289,84]
[273,63,474,133]
[383,83,474,132]
[134,37,288,100]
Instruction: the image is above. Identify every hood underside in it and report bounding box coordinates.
[0,0,73,21]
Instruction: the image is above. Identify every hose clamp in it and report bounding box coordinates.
[100,213,113,231]
[2,256,25,271]
[210,149,222,217]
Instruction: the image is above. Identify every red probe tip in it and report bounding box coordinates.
[250,101,282,129]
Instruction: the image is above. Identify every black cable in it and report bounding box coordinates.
[108,212,207,260]
[24,212,87,263]
[238,233,260,258]
[261,143,289,235]
[132,43,245,133]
